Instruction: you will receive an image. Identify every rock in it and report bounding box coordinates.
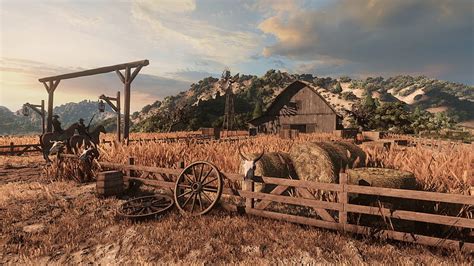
[22,223,45,233]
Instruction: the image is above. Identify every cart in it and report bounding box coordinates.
[116,161,224,218]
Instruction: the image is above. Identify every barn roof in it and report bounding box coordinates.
[248,80,339,126]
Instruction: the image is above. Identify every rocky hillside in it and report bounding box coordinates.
[131,70,473,132]
[0,100,115,135]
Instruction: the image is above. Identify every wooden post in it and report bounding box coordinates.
[338,172,348,231]
[128,157,135,177]
[41,100,45,134]
[243,180,254,209]
[116,91,121,142]
[44,80,59,132]
[124,67,131,143]
[10,142,14,156]
[46,81,54,132]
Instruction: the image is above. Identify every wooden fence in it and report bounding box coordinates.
[99,159,474,252]
[0,142,42,156]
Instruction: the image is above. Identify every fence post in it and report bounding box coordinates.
[338,172,348,231]
[128,157,135,177]
[10,142,14,156]
[243,179,254,210]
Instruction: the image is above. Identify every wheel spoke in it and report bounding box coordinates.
[191,193,197,212]
[201,190,213,202]
[200,168,213,184]
[202,177,218,187]
[202,187,218,193]
[198,164,204,182]
[177,189,193,199]
[198,192,204,211]
[183,173,194,184]
[181,192,194,208]
[192,165,198,182]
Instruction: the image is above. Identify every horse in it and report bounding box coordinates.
[69,125,106,154]
[40,123,80,162]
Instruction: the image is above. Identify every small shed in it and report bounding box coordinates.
[249,80,342,133]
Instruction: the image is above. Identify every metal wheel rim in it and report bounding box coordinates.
[174,161,223,216]
[117,194,174,219]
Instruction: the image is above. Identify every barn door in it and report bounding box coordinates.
[290,124,306,133]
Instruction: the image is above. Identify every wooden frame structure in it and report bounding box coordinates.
[99,91,121,142]
[96,159,474,252]
[38,60,149,140]
[23,100,45,134]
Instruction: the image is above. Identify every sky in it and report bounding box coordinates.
[1,0,473,112]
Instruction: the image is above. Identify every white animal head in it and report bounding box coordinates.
[49,140,66,155]
[79,145,99,161]
[238,144,264,179]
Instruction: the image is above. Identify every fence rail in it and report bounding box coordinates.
[98,159,474,252]
[0,142,42,156]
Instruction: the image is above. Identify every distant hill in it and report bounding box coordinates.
[0,100,115,135]
[131,71,474,132]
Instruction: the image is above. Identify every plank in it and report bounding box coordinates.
[345,204,474,229]
[254,185,289,210]
[39,60,149,82]
[297,188,336,222]
[246,208,474,252]
[346,185,474,205]
[239,190,342,211]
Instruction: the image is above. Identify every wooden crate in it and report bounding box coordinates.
[333,129,359,139]
[362,131,385,141]
[200,127,221,139]
[96,170,123,197]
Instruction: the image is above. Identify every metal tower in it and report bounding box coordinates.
[222,69,235,131]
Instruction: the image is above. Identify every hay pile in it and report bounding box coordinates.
[346,168,417,189]
[289,141,366,183]
[241,152,296,193]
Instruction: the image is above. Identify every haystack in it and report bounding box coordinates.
[289,141,355,183]
[241,152,296,193]
[346,168,417,189]
[330,141,366,167]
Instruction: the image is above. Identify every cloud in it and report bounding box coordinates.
[259,0,474,83]
[167,69,219,83]
[130,0,263,66]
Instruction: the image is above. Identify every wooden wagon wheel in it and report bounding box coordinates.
[117,194,174,219]
[174,161,223,216]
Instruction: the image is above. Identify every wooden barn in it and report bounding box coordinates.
[249,80,342,133]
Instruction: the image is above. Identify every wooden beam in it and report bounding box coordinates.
[254,185,289,210]
[116,70,125,83]
[46,80,54,132]
[38,60,149,82]
[345,185,474,205]
[130,65,143,83]
[123,67,131,142]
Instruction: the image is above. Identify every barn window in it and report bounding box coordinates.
[295,100,302,110]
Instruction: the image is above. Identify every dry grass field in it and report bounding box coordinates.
[1,132,473,264]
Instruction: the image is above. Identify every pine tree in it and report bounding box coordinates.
[252,100,263,119]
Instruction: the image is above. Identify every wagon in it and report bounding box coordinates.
[115,161,224,218]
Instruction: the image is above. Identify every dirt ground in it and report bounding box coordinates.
[0,156,472,264]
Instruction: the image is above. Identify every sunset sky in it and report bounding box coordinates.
[1,0,473,112]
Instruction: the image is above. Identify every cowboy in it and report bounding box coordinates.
[77,118,89,136]
[52,115,63,134]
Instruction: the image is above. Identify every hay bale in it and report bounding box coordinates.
[289,142,349,183]
[346,168,419,232]
[330,141,366,167]
[240,152,296,193]
[346,168,417,189]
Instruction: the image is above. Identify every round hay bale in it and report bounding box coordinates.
[346,168,417,189]
[289,142,351,183]
[330,141,366,167]
[240,152,296,193]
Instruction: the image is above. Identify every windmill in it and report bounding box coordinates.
[221,68,237,131]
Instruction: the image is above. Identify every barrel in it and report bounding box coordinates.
[96,170,124,197]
